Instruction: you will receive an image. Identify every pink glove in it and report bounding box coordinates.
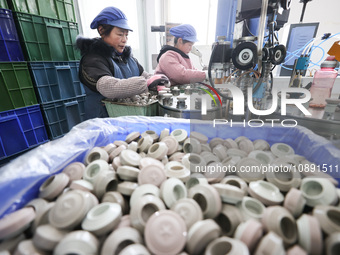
[147,75,170,91]
[157,86,166,92]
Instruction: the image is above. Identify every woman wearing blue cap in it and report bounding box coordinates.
[155,24,206,85]
[76,7,168,119]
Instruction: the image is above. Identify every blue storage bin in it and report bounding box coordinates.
[0,105,48,160]
[40,95,86,139]
[0,115,28,159]
[0,8,24,61]
[29,61,85,103]
[0,117,339,218]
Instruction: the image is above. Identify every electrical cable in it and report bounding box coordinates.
[283,52,301,64]
[299,32,340,69]
[269,71,273,93]
[209,13,340,103]
[207,44,233,100]
[235,9,261,24]
[301,38,316,55]
[198,82,223,106]
[307,45,326,68]
[277,37,315,73]
[295,33,339,68]
[234,69,259,84]
[208,44,259,100]
[303,40,315,55]
[252,62,265,93]
[308,32,340,55]
[283,38,314,63]
[301,32,340,57]
[280,65,293,70]
[279,38,316,70]
[225,69,241,83]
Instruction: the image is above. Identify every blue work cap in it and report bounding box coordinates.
[90,6,132,31]
[170,24,198,42]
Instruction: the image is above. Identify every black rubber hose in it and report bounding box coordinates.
[208,44,217,89]
[269,71,273,93]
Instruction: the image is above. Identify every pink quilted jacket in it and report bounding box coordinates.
[155,50,206,85]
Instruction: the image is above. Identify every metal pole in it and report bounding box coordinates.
[256,0,269,72]
[300,2,307,22]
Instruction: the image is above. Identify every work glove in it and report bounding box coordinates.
[156,86,166,92]
[147,75,170,91]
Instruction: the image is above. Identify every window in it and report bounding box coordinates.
[166,0,218,45]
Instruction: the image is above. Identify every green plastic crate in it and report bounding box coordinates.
[103,100,159,117]
[7,0,76,22]
[0,0,8,9]
[14,12,80,61]
[0,62,38,112]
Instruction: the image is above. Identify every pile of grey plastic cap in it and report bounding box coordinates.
[114,93,158,106]
[0,129,339,255]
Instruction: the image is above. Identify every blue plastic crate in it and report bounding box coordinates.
[0,105,48,160]
[0,115,28,159]
[41,96,86,140]
[29,61,85,103]
[0,8,24,61]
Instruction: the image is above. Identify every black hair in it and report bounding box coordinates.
[174,37,191,45]
[97,24,115,36]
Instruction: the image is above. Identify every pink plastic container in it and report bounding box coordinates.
[309,56,338,108]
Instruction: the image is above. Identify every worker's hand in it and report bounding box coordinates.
[147,75,170,91]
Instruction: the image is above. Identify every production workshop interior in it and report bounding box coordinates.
[1,0,340,255]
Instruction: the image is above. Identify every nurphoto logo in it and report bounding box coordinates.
[198,84,311,128]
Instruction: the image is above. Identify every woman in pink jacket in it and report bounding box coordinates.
[155,24,206,85]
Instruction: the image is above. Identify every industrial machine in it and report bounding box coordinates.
[207,0,291,120]
[156,0,340,140]
[158,0,291,120]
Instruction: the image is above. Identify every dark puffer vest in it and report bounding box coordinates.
[76,37,144,119]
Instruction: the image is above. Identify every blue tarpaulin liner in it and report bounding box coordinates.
[0,116,340,218]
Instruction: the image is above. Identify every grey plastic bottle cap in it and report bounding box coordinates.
[120,149,142,167]
[144,210,187,255]
[0,207,36,240]
[125,131,141,143]
[138,164,166,187]
[62,162,86,182]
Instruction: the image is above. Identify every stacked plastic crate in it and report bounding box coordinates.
[7,0,86,140]
[0,0,48,163]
